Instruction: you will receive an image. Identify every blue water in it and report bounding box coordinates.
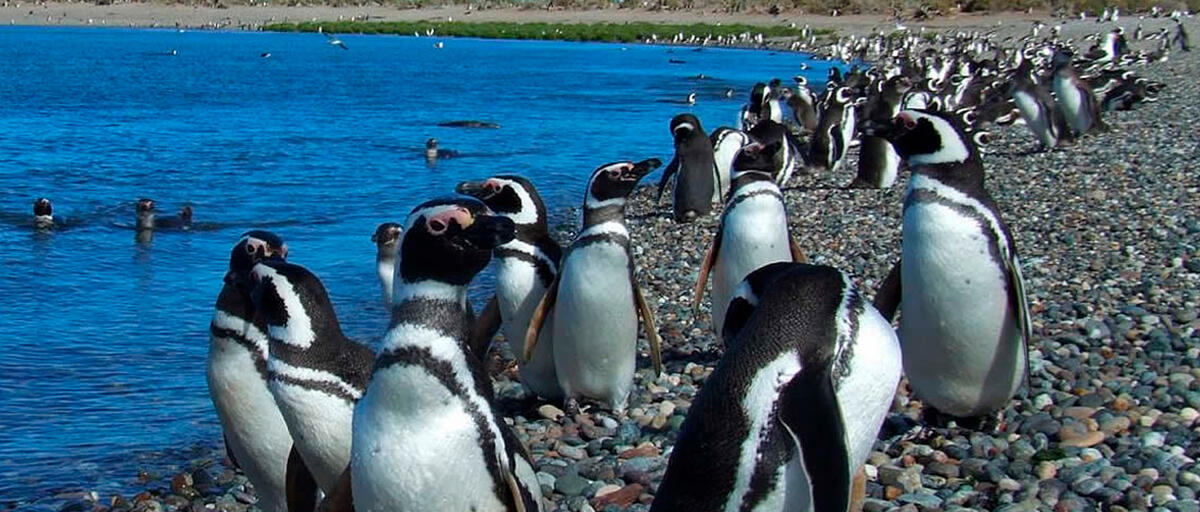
[0,26,840,506]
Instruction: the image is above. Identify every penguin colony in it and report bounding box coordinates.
[189,13,1193,512]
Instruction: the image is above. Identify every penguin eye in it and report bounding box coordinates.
[245,244,257,255]
[428,219,448,235]
[607,169,621,179]
[900,116,918,130]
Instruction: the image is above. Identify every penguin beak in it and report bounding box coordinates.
[462,214,515,250]
[624,158,662,182]
[455,180,492,199]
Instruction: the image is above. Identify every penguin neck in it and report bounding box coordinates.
[381,281,473,357]
[731,170,776,191]
[394,279,468,310]
[136,212,155,230]
[34,215,54,229]
[582,202,626,228]
[266,289,349,353]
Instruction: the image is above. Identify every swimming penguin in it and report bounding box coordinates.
[1009,58,1073,151]
[656,113,719,222]
[809,87,856,174]
[693,141,807,337]
[865,110,1031,420]
[425,138,459,160]
[709,127,752,203]
[156,205,194,230]
[849,76,912,188]
[456,176,565,401]
[349,197,543,512]
[787,75,819,135]
[135,198,156,231]
[525,159,664,413]
[1051,50,1105,137]
[653,263,901,512]
[207,231,293,512]
[746,119,802,186]
[371,222,402,307]
[33,198,55,230]
[249,260,375,498]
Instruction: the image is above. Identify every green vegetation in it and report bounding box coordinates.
[263,20,820,43]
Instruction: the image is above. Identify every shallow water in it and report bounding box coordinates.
[0,26,841,506]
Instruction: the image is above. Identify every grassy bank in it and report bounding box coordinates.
[262,20,819,43]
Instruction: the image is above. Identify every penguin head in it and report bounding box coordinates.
[456,175,545,229]
[33,198,52,217]
[226,230,288,297]
[669,114,704,144]
[425,138,438,149]
[178,205,193,224]
[585,158,661,207]
[749,82,769,113]
[398,197,515,286]
[731,140,783,179]
[135,198,156,229]
[136,198,155,214]
[249,260,334,347]
[371,222,402,253]
[862,110,983,167]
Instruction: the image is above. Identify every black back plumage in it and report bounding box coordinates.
[656,113,717,223]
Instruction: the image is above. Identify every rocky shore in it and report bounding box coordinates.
[33,15,1200,512]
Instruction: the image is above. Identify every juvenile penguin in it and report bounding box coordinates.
[693,141,806,338]
[656,113,719,222]
[250,259,375,497]
[709,127,752,203]
[351,198,544,511]
[33,198,55,230]
[849,76,912,188]
[207,231,293,512]
[457,176,565,401]
[1051,51,1105,137]
[1010,58,1073,150]
[653,263,902,512]
[525,159,665,413]
[808,87,856,173]
[371,222,402,307]
[865,110,1031,419]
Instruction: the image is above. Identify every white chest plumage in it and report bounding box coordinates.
[1012,90,1054,146]
[495,244,561,400]
[1053,76,1086,133]
[712,189,792,333]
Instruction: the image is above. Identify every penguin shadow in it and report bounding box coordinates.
[658,346,723,367]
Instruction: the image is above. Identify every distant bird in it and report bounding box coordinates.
[434,41,444,49]
[260,52,272,58]
[319,27,348,50]
[425,138,458,160]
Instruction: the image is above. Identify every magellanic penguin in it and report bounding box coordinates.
[738,82,783,130]
[33,198,55,230]
[525,159,665,413]
[207,231,293,512]
[652,263,902,512]
[350,197,544,512]
[457,176,565,401]
[746,120,803,186]
[849,76,912,189]
[694,141,807,337]
[135,198,156,231]
[865,109,1031,419]
[371,222,402,307]
[709,127,752,203]
[656,113,719,223]
[1009,58,1073,151]
[808,87,856,174]
[787,75,819,135]
[1051,50,1106,137]
[249,259,375,501]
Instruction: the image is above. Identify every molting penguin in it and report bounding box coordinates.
[656,114,719,222]
[249,259,375,498]
[525,159,664,413]
[371,222,402,307]
[1009,58,1073,150]
[350,198,544,511]
[709,127,752,203]
[849,76,912,188]
[865,110,1031,420]
[457,176,565,401]
[653,263,901,512]
[808,87,856,174]
[33,198,55,230]
[693,142,806,337]
[207,231,293,512]
[1051,51,1105,137]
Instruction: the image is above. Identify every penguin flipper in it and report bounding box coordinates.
[285,446,319,512]
[468,295,502,360]
[789,235,808,263]
[655,157,680,203]
[523,274,559,362]
[692,226,723,313]
[720,296,755,343]
[873,260,902,323]
[1005,253,1034,390]
[222,432,241,471]
[500,461,528,512]
[315,466,354,512]
[779,365,853,512]
[633,280,664,376]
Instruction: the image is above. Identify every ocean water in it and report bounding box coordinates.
[0,26,841,506]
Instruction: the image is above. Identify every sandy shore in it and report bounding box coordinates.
[0,1,1137,38]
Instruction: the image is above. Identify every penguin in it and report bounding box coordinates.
[1175,19,1191,51]
[652,263,902,512]
[525,159,665,413]
[849,75,912,188]
[1009,58,1073,150]
[746,120,802,186]
[249,259,375,498]
[425,138,459,160]
[135,198,156,231]
[456,176,565,401]
[33,198,55,230]
[350,197,544,512]
[371,222,402,307]
[156,205,194,230]
[709,127,752,203]
[206,231,293,512]
[808,87,856,174]
[656,113,719,222]
[864,110,1031,419]
[787,75,819,135]
[1051,50,1105,137]
[693,141,806,337]
[738,82,782,130]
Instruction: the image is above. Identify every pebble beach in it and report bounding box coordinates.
[15,4,1200,512]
